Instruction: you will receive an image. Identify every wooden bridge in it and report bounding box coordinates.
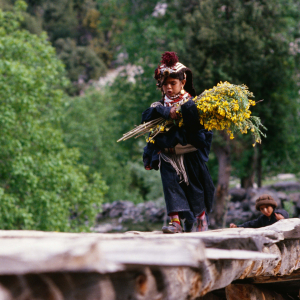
[0,218,299,299]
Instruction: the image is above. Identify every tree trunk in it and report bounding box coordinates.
[241,175,254,189]
[240,162,255,189]
[212,131,231,228]
[240,146,257,189]
[257,144,262,188]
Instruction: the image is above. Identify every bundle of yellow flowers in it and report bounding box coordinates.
[191,81,266,145]
[118,81,266,146]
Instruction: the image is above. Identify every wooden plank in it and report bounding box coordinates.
[205,249,277,260]
[0,219,300,299]
[225,283,286,300]
[248,269,300,283]
[0,235,277,276]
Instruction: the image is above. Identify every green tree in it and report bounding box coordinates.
[0,1,107,231]
[55,37,106,82]
[1,0,113,93]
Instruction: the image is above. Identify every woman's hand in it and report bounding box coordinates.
[145,165,152,170]
[275,213,285,220]
[169,107,178,119]
[230,223,237,228]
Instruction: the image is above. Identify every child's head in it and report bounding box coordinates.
[162,76,186,97]
[154,51,196,96]
[255,194,277,217]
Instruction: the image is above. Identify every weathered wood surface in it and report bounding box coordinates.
[0,218,299,299]
[225,284,286,300]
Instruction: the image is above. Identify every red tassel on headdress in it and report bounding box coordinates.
[161,51,179,67]
[154,65,161,80]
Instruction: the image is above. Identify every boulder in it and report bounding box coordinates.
[288,192,300,205]
[96,200,166,230]
[266,181,300,191]
[228,188,246,202]
[109,200,134,218]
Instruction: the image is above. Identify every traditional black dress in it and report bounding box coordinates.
[142,98,215,223]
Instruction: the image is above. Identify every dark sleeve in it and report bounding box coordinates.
[143,143,160,170]
[141,105,171,123]
[190,130,213,151]
[152,126,188,149]
[237,215,263,228]
[274,209,289,219]
[181,99,202,132]
[143,145,151,168]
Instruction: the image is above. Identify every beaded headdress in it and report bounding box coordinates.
[154,51,196,97]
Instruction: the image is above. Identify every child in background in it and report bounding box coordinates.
[230,194,288,228]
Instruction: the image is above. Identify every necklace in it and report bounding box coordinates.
[164,92,190,107]
[167,92,182,100]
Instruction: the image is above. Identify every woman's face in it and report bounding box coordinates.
[259,205,274,217]
[162,77,186,97]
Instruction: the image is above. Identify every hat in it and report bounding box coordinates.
[154,51,196,97]
[255,194,277,211]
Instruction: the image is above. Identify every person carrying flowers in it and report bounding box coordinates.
[142,51,215,233]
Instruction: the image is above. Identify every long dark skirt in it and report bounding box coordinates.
[160,150,215,222]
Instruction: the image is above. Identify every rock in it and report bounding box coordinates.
[240,212,252,219]
[97,202,112,219]
[245,187,258,200]
[228,188,246,202]
[234,202,241,209]
[240,199,250,211]
[113,225,123,231]
[109,200,134,218]
[96,200,166,227]
[277,173,295,180]
[288,192,300,204]
[151,207,166,222]
[266,181,300,191]
[92,223,113,233]
[276,191,288,201]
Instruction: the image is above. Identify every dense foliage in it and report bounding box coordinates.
[0,2,107,231]
[0,0,118,93]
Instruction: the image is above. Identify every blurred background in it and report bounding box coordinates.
[0,0,300,232]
